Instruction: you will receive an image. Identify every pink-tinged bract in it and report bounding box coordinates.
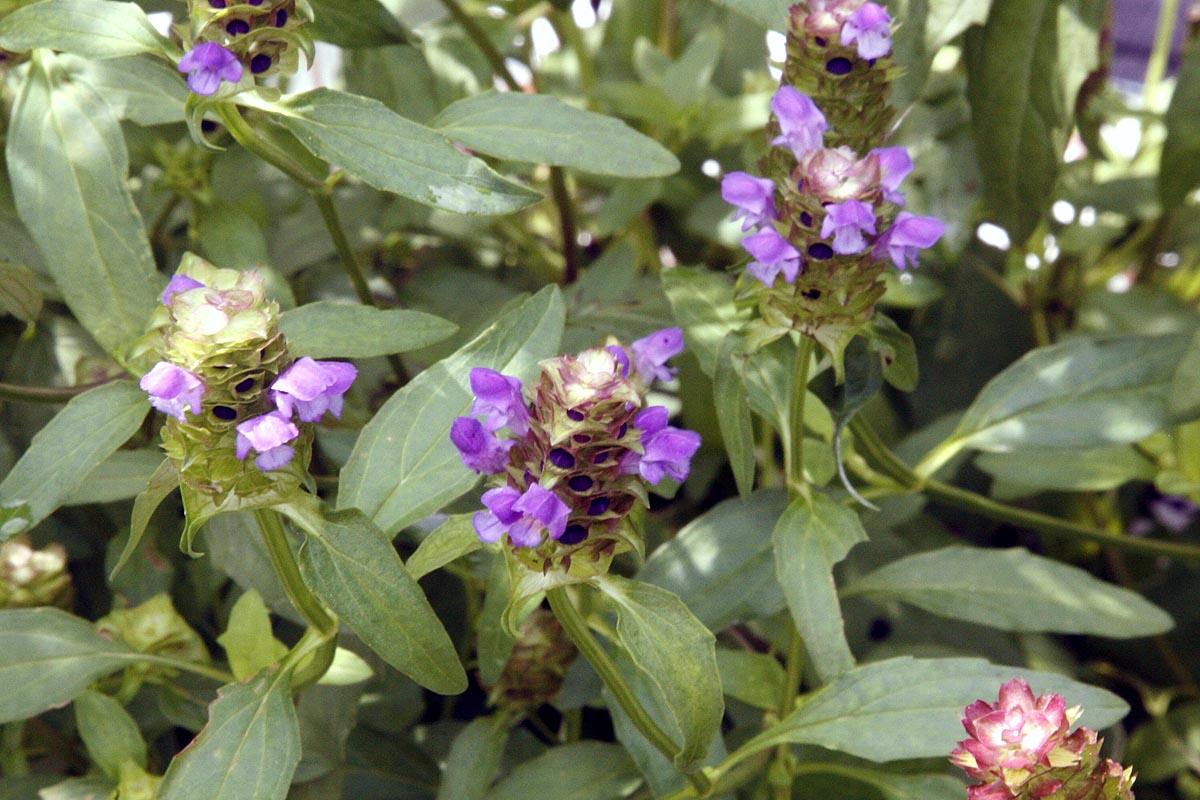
[140,361,206,421]
[271,357,357,422]
[770,86,829,159]
[721,172,778,232]
[178,42,244,96]
[235,411,300,471]
[841,2,893,59]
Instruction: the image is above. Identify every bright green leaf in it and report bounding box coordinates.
[338,286,564,535]
[661,266,747,376]
[0,0,174,60]
[843,546,1174,637]
[715,648,786,710]
[714,337,756,499]
[0,381,148,540]
[65,449,165,506]
[485,741,641,800]
[406,514,483,581]
[0,608,132,724]
[283,498,467,695]
[280,301,458,359]
[217,590,288,680]
[74,690,147,780]
[773,492,866,684]
[159,668,300,800]
[595,575,724,772]
[976,445,1155,497]
[6,51,163,356]
[638,489,788,630]
[433,91,679,178]
[260,88,542,215]
[739,657,1129,762]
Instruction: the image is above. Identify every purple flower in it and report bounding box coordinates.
[721,172,778,232]
[140,361,205,421]
[841,2,892,59]
[469,368,530,436]
[606,345,631,377]
[872,146,913,205]
[770,87,829,159]
[1150,494,1199,533]
[821,199,877,254]
[873,211,945,269]
[178,42,244,96]
[621,406,702,485]
[743,228,803,286]
[235,412,299,471]
[271,357,357,423]
[451,416,515,474]
[161,274,205,306]
[473,484,571,547]
[630,328,685,383]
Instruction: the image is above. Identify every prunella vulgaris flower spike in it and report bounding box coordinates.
[178,42,243,95]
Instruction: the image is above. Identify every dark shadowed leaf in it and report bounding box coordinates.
[485,741,641,800]
[435,716,510,800]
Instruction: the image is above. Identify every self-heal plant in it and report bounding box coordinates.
[452,328,700,576]
[951,679,1137,800]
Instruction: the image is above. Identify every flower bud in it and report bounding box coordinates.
[0,535,72,610]
[484,607,577,710]
[96,593,209,665]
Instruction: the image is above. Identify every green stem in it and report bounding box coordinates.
[548,167,580,284]
[255,509,339,690]
[312,189,376,309]
[131,654,236,685]
[552,9,597,96]
[0,378,114,404]
[437,0,522,89]
[849,417,1200,563]
[784,337,815,498]
[1144,0,1181,106]
[546,586,713,797]
[215,103,323,190]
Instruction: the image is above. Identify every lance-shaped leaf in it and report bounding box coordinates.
[773,492,866,685]
[406,514,483,581]
[74,690,147,780]
[307,0,413,48]
[0,261,42,324]
[594,575,724,773]
[280,302,457,359]
[159,668,300,800]
[435,715,510,800]
[282,498,467,695]
[661,266,747,376]
[705,0,789,29]
[842,546,1174,638]
[1161,40,1200,211]
[432,91,680,178]
[256,88,542,215]
[485,741,641,800]
[737,657,1128,763]
[0,608,134,724]
[6,51,162,356]
[338,287,564,535]
[0,0,175,60]
[714,337,756,499]
[0,381,148,541]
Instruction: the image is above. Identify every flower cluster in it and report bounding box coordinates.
[1,535,72,610]
[950,679,1136,800]
[451,329,700,574]
[720,0,944,367]
[137,257,355,500]
[176,0,313,96]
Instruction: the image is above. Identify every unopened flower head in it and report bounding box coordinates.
[451,330,700,575]
[950,679,1136,800]
[0,535,72,610]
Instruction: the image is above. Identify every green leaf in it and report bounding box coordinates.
[0,608,132,724]
[661,266,747,376]
[705,0,789,29]
[74,690,147,780]
[714,337,756,499]
[65,449,165,506]
[338,286,565,535]
[976,445,1155,497]
[867,314,918,392]
[308,0,413,47]
[280,301,458,359]
[62,54,187,125]
[432,91,680,178]
[435,716,510,800]
[773,492,866,685]
[0,381,148,539]
[594,575,724,772]
[217,590,288,680]
[6,51,162,356]
[0,262,42,324]
[964,0,1066,246]
[937,334,1193,460]
[715,648,786,710]
[844,546,1174,637]
[739,657,1129,762]
[283,498,467,695]
[406,514,483,581]
[476,554,515,686]
[258,88,542,215]
[1161,41,1200,211]
[484,741,641,800]
[1127,702,1200,783]
[159,668,300,800]
[638,489,789,630]
[110,457,178,580]
[0,0,174,60]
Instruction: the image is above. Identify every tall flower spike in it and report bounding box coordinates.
[178,42,243,95]
[770,86,829,159]
[271,357,358,423]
